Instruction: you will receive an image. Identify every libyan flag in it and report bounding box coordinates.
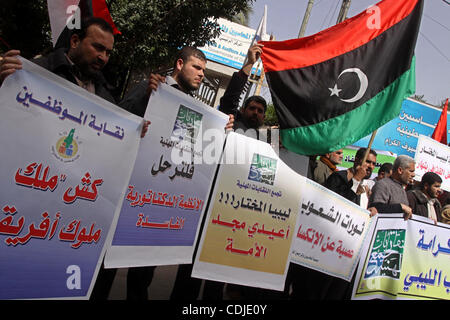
[48,0,121,49]
[260,0,423,155]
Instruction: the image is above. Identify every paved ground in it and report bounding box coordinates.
[108,265,179,300]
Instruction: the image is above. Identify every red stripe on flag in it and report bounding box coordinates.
[260,0,419,72]
[92,0,121,35]
[432,99,448,145]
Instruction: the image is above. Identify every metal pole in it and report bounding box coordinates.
[298,0,315,38]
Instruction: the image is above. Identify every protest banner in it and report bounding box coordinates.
[352,214,450,300]
[354,98,450,158]
[105,84,228,267]
[290,179,374,281]
[0,58,141,299]
[339,147,396,176]
[414,134,450,192]
[192,132,301,291]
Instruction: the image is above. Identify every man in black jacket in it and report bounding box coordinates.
[1,18,114,103]
[291,148,378,301]
[0,17,150,300]
[407,172,442,224]
[119,46,234,300]
[325,147,377,214]
[218,44,267,133]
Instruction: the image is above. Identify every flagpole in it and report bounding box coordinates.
[254,34,274,96]
[298,0,315,38]
[362,129,378,164]
[335,0,378,163]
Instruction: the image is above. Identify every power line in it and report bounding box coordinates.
[419,31,450,63]
[312,0,325,8]
[328,1,341,28]
[424,13,450,33]
[320,2,335,30]
[320,0,340,30]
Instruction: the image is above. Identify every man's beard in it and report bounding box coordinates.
[77,61,103,80]
[178,73,199,92]
[70,52,103,80]
[246,115,262,129]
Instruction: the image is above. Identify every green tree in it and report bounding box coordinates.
[229,3,253,26]
[106,0,255,98]
[411,94,427,104]
[0,1,52,57]
[0,0,254,98]
[264,103,279,127]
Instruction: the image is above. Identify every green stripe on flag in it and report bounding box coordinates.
[281,57,416,156]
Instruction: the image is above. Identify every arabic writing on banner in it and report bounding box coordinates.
[338,147,396,176]
[290,179,373,281]
[414,135,450,192]
[0,58,141,299]
[352,214,450,300]
[354,98,449,158]
[105,84,228,268]
[192,132,301,291]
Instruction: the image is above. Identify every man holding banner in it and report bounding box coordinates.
[369,155,415,220]
[1,18,114,102]
[116,46,233,300]
[0,13,144,298]
[0,16,150,300]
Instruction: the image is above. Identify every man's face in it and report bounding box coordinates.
[69,25,114,78]
[242,101,265,129]
[328,149,343,165]
[356,154,376,179]
[176,56,206,92]
[425,181,441,199]
[399,162,415,185]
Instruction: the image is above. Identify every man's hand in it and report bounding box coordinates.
[401,203,413,220]
[0,50,22,84]
[140,120,151,138]
[241,44,263,76]
[145,73,166,97]
[356,184,370,196]
[368,207,378,217]
[353,163,368,181]
[225,114,234,132]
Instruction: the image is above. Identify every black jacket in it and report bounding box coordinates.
[324,170,360,205]
[218,70,254,131]
[32,48,116,104]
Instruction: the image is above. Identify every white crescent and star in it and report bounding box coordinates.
[328,68,369,103]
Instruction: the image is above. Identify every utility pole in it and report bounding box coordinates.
[336,0,352,24]
[298,0,315,38]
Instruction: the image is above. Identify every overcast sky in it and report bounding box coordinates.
[248,0,450,106]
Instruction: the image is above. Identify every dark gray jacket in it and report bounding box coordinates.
[407,189,442,222]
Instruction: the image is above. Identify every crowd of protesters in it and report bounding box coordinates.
[1,16,448,301]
